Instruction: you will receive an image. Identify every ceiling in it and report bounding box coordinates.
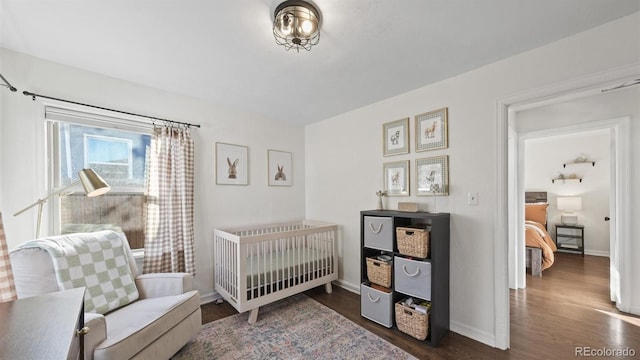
[1,1,638,125]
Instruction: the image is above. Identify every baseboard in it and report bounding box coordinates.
[333,279,360,294]
[200,291,223,305]
[584,250,609,257]
[628,305,640,316]
[450,320,499,349]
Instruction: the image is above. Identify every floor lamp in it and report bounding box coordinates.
[13,169,111,238]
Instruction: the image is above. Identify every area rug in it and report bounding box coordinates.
[171,294,417,359]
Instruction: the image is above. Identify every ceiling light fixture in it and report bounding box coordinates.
[273,0,321,52]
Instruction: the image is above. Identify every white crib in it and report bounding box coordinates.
[214,220,338,323]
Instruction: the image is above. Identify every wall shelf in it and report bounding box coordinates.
[552,177,582,183]
[563,161,595,168]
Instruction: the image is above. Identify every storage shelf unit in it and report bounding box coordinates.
[360,210,450,347]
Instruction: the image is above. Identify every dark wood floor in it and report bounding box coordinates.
[201,253,640,359]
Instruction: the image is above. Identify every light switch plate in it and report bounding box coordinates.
[468,192,479,206]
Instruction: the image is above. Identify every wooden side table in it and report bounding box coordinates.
[555,224,585,256]
[0,287,86,359]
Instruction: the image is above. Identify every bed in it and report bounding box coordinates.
[525,192,557,275]
[214,220,338,323]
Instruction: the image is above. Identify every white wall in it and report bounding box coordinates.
[306,12,640,346]
[0,48,307,300]
[523,130,610,256]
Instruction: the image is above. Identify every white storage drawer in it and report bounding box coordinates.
[394,256,431,300]
[360,283,393,328]
[363,216,393,251]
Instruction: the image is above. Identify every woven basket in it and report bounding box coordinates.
[395,301,429,341]
[396,227,430,258]
[366,257,392,288]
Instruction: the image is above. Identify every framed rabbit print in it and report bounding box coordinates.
[268,149,292,186]
[416,107,448,152]
[216,142,248,185]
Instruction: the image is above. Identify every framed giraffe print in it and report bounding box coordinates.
[416,108,448,152]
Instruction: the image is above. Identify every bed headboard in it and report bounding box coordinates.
[525,191,548,227]
[525,191,547,203]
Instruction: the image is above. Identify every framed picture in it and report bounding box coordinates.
[383,160,409,196]
[383,118,409,156]
[416,155,449,196]
[415,108,448,152]
[268,149,292,186]
[216,142,248,185]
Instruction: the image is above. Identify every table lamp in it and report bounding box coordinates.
[13,168,111,238]
[557,196,582,225]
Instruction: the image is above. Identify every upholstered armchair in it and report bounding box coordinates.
[10,230,201,360]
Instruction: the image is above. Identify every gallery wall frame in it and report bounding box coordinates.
[383,160,410,196]
[268,149,292,186]
[416,155,449,196]
[416,107,448,152]
[216,142,249,185]
[383,117,410,156]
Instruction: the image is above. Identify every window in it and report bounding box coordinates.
[47,107,152,249]
[85,135,133,181]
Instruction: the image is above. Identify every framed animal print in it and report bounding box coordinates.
[416,155,449,196]
[383,160,409,196]
[415,108,448,152]
[383,118,409,156]
[216,142,248,185]
[268,149,292,186]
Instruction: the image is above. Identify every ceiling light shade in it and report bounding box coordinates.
[273,0,321,52]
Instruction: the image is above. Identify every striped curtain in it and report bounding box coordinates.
[143,126,196,276]
[0,211,18,302]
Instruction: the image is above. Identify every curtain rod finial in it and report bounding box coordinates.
[22,90,35,100]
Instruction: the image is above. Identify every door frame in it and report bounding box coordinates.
[494,63,637,349]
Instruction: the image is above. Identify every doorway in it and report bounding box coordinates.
[514,121,616,290]
[494,65,637,350]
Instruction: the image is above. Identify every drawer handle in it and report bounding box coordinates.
[402,265,420,277]
[367,293,380,303]
[369,222,383,234]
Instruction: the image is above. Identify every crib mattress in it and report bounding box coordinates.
[245,247,333,287]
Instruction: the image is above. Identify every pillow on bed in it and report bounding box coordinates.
[525,203,548,224]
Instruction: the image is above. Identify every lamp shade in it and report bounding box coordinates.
[78,168,111,197]
[557,196,582,211]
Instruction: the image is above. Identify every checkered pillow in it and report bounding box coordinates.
[18,230,139,314]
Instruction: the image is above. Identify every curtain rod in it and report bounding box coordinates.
[23,90,201,128]
[0,73,18,92]
[601,78,640,93]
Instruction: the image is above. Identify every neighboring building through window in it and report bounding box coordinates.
[47,107,152,249]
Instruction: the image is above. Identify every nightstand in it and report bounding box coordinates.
[555,224,584,256]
